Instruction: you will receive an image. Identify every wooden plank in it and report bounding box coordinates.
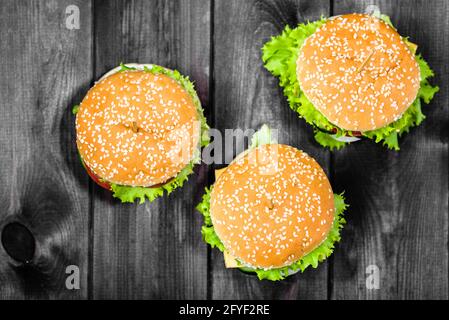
[331,0,449,299]
[0,0,92,299]
[212,0,331,299]
[92,0,210,299]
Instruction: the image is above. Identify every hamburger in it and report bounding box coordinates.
[73,63,209,203]
[196,126,347,280]
[262,13,438,150]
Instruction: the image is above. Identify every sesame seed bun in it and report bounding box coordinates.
[297,13,420,132]
[210,144,335,269]
[76,65,200,187]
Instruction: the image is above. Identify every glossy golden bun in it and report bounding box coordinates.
[210,144,335,269]
[76,68,200,187]
[297,13,420,131]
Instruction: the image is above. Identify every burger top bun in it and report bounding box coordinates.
[76,67,200,187]
[297,13,420,132]
[210,144,335,269]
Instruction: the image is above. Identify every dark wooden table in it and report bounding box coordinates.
[0,0,447,300]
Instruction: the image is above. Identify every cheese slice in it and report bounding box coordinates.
[405,40,418,55]
[224,251,241,268]
[214,167,241,268]
[214,167,227,179]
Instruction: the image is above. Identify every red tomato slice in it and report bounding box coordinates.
[330,128,362,137]
[82,161,112,190]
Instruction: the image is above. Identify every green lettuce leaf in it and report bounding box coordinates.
[379,14,393,27]
[416,55,440,104]
[72,104,80,115]
[262,17,438,151]
[75,63,210,203]
[196,186,348,281]
[197,187,226,252]
[111,158,195,204]
[119,62,137,71]
[249,124,277,149]
[111,184,164,204]
[314,131,347,151]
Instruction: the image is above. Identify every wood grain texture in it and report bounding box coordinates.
[0,0,447,300]
[212,0,332,299]
[91,0,210,299]
[0,0,92,299]
[331,0,449,299]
